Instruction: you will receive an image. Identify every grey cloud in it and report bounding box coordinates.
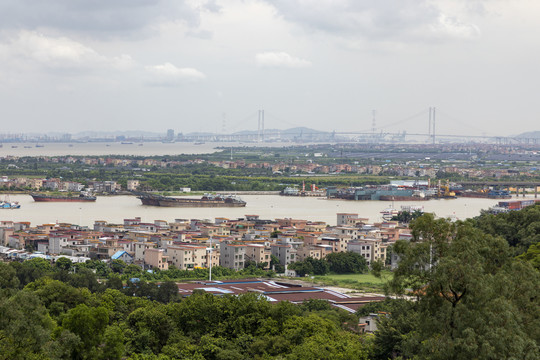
[0,0,200,37]
[186,29,214,40]
[203,0,222,13]
[267,0,480,42]
[144,62,206,87]
[0,30,135,76]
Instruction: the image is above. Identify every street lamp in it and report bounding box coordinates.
[206,247,214,281]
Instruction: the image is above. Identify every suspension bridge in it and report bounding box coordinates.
[179,107,539,145]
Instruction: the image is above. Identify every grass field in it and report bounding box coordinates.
[312,271,392,292]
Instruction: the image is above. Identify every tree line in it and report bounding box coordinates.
[358,206,540,359]
[0,258,371,359]
[288,251,369,276]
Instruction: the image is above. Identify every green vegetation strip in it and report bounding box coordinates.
[312,271,391,291]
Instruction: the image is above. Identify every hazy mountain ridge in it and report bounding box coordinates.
[516,131,540,138]
[68,127,328,138]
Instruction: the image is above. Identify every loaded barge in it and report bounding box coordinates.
[455,189,512,199]
[31,193,97,202]
[488,199,540,214]
[137,193,246,207]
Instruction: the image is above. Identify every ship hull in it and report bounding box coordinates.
[458,192,512,199]
[378,195,429,201]
[31,194,97,202]
[138,195,246,207]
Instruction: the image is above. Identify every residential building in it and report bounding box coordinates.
[144,248,168,270]
[220,243,246,270]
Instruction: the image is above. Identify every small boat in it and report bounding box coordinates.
[35,144,44,148]
[0,202,20,209]
[380,208,399,221]
[0,196,20,209]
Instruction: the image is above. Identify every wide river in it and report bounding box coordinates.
[0,141,533,227]
[0,141,289,157]
[0,194,529,228]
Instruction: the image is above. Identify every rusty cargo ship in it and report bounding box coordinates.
[137,193,246,207]
[31,193,97,202]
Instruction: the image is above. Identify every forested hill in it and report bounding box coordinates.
[368,206,540,359]
[0,259,371,359]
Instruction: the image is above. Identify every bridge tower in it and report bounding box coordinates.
[432,107,436,144]
[257,109,265,142]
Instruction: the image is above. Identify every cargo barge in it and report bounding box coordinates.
[31,193,97,202]
[137,193,246,207]
[327,186,429,201]
[456,190,512,199]
[488,199,540,214]
[378,195,429,201]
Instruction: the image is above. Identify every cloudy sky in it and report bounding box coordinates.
[0,0,538,137]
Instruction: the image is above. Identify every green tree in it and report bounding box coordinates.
[288,260,314,277]
[0,291,54,359]
[156,281,179,304]
[383,214,540,359]
[518,242,540,269]
[106,274,124,290]
[62,304,109,359]
[55,257,73,272]
[99,325,125,360]
[110,259,126,274]
[27,278,91,319]
[12,257,52,287]
[326,251,368,274]
[126,305,174,355]
[0,262,19,292]
[306,257,330,275]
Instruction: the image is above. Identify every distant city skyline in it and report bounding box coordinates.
[0,1,539,137]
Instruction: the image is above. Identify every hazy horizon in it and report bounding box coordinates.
[1,1,539,137]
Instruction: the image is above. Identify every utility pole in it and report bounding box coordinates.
[207,248,213,281]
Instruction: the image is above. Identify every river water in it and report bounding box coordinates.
[0,194,526,228]
[0,141,295,157]
[0,142,532,227]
